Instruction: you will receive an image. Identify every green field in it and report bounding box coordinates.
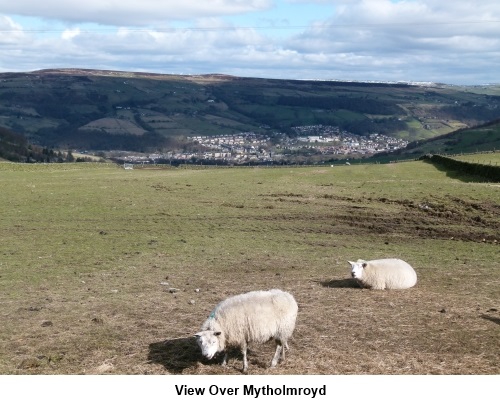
[0,161,498,374]
[452,152,500,165]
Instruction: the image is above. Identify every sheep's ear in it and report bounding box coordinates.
[348,261,355,266]
[214,331,222,336]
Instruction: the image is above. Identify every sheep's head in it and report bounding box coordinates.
[348,260,366,279]
[194,330,222,359]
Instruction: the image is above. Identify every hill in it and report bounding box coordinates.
[0,126,59,162]
[401,119,500,156]
[0,126,93,163]
[366,119,500,162]
[1,68,500,153]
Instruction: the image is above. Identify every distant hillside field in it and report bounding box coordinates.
[366,120,500,162]
[1,69,499,152]
[79,118,146,136]
[452,152,500,165]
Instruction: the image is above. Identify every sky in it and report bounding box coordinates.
[0,0,499,85]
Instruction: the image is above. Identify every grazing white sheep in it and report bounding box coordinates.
[348,258,417,290]
[194,289,298,372]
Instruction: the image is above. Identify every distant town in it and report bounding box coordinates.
[113,125,409,165]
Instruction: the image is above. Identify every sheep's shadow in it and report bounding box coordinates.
[147,337,202,373]
[147,337,244,373]
[318,278,360,288]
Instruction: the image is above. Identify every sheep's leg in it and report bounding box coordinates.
[221,352,228,367]
[241,341,248,373]
[271,340,283,367]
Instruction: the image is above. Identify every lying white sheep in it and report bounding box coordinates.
[194,289,298,372]
[348,258,417,290]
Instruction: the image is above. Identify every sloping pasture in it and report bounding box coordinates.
[0,162,498,374]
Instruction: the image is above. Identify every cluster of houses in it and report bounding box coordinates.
[148,133,274,164]
[190,133,270,151]
[289,125,408,156]
[117,126,408,165]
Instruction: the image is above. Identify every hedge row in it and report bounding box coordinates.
[422,154,500,182]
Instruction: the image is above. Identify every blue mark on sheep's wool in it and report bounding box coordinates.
[209,305,219,319]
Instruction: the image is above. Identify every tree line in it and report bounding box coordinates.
[0,126,81,163]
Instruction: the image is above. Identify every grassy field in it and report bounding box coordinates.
[0,161,498,375]
[452,152,500,165]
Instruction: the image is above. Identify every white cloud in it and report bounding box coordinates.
[0,15,29,44]
[279,0,500,81]
[61,28,81,40]
[0,0,273,25]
